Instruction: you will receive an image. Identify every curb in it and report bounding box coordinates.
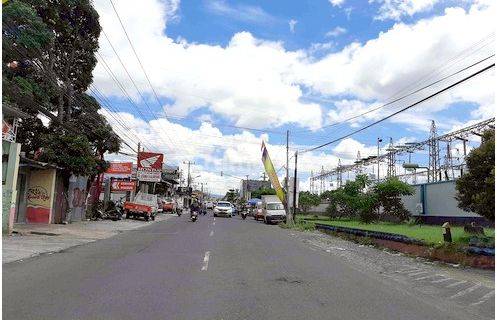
[314,223,495,256]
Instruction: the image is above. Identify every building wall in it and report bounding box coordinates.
[25,168,57,223]
[2,141,21,234]
[401,180,486,225]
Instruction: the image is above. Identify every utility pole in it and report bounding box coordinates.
[285,130,290,214]
[183,161,195,189]
[292,151,298,223]
[377,138,382,182]
[245,174,249,201]
[261,172,267,182]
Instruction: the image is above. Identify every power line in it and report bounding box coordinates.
[295,54,495,133]
[301,62,495,154]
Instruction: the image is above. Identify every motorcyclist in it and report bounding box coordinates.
[190,199,200,217]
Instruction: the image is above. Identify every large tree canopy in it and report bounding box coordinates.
[2,0,120,176]
[456,130,495,221]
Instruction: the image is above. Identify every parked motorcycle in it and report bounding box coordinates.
[241,211,247,220]
[176,208,182,217]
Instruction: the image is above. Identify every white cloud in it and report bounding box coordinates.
[205,0,276,24]
[294,3,495,126]
[289,19,298,33]
[329,0,345,7]
[371,0,440,21]
[325,26,347,37]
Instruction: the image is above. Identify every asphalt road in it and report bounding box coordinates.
[3,212,494,320]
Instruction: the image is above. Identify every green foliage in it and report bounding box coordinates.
[374,178,414,222]
[251,188,276,199]
[456,130,495,221]
[2,0,54,61]
[298,191,321,213]
[3,0,120,176]
[38,132,97,176]
[224,189,238,203]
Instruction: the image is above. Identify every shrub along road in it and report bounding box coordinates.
[3,212,494,320]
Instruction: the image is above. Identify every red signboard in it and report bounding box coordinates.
[111,180,136,192]
[137,152,163,170]
[137,152,163,182]
[124,202,152,213]
[106,162,133,175]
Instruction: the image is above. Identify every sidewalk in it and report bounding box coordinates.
[2,214,173,264]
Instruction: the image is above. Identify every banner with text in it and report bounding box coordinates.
[261,141,286,204]
[137,152,164,182]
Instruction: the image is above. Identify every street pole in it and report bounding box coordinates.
[292,150,298,223]
[286,130,290,215]
[377,138,382,182]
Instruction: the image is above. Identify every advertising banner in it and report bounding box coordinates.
[261,141,286,204]
[111,180,136,192]
[106,162,133,175]
[137,152,164,182]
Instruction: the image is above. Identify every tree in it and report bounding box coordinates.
[456,130,495,221]
[3,0,120,177]
[251,188,276,199]
[298,191,321,214]
[224,189,238,203]
[374,178,414,222]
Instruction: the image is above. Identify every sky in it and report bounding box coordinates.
[91,0,495,195]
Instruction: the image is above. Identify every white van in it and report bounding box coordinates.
[261,195,286,224]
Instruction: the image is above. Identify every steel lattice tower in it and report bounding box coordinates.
[386,137,396,178]
[428,120,440,182]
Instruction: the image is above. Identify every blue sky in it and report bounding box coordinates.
[93,0,494,194]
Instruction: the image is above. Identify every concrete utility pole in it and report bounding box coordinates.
[183,161,195,189]
[245,174,249,201]
[292,151,298,223]
[285,130,290,213]
[377,138,382,182]
[261,172,267,182]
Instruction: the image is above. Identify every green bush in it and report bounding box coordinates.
[374,178,414,222]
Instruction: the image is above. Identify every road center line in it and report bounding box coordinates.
[201,251,211,271]
[209,230,214,237]
[213,218,216,221]
[212,222,215,226]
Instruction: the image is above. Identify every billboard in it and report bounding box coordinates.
[261,141,286,204]
[137,152,163,182]
[106,162,133,175]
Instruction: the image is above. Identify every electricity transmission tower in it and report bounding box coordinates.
[386,138,396,178]
[428,120,440,182]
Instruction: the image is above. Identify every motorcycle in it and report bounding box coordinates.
[191,210,198,222]
[176,208,182,217]
[241,211,247,220]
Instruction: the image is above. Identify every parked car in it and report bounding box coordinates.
[163,197,176,212]
[262,195,286,224]
[213,201,233,217]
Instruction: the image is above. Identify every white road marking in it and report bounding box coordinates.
[209,230,214,237]
[201,251,211,271]
[407,271,428,277]
[446,280,468,288]
[212,222,215,226]
[395,268,420,273]
[431,277,452,284]
[470,290,495,306]
[413,275,438,281]
[214,218,216,221]
[450,283,481,299]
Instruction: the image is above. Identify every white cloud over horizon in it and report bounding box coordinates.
[92,0,495,194]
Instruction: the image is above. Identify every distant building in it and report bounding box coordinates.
[240,179,271,200]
